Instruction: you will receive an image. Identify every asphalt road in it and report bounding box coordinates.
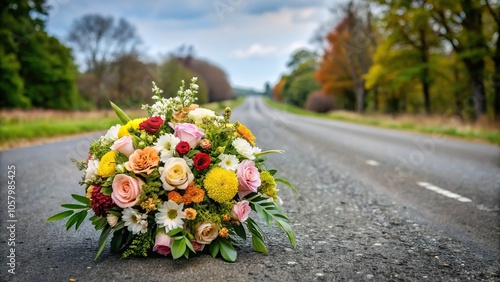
[1,96,499,281]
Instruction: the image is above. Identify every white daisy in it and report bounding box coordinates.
[232,138,255,160]
[154,133,180,162]
[103,124,121,142]
[122,208,148,234]
[155,200,186,232]
[85,159,100,182]
[218,154,239,171]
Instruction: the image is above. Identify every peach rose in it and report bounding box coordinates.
[111,174,144,208]
[194,222,219,245]
[160,157,194,191]
[125,147,159,174]
[111,136,135,157]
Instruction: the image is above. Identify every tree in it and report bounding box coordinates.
[67,14,141,107]
[0,0,80,109]
[316,1,376,113]
[430,0,489,120]
[484,0,500,121]
[281,49,321,107]
[373,0,441,114]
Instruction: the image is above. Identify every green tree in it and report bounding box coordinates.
[0,0,80,109]
[158,58,209,104]
[373,0,441,114]
[281,49,320,107]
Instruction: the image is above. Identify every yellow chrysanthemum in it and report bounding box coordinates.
[237,123,256,145]
[203,167,238,203]
[98,151,117,178]
[184,208,197,220]
[259,171,278,200]
[118,118,147,138]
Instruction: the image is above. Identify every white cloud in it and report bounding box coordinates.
[230,44,278,59]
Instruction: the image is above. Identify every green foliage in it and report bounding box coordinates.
[121,231,154,259]
[281,49,321,107]
[158,58,209,104]
[0,0,81,110]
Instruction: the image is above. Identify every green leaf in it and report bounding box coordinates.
[268,169,277,176]
[251,234,268,254]
[46,210,74,222]
[232,223,246,240]
[66,211,80,230]
[185,239,196,253]
[110,101,131,124]
[171,237,187,259]
[167,228,184,237]
[61,204,87,209]
[275,178,299,194]
[71,194,90,205]
[94,225,112,261]
[219,239,237,262]
[74,210,88,230]
[276,219,297,248]
[91,217,108,230]
[100,187,112,196]
[209,240,220,258]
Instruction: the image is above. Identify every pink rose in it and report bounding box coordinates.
[153,231,173,256]
[111,174,144,208]
[190,240,205,252]
[171,122,204,149]
[231,200,251,222]
[237,160,261,199]
[111,136,135,157]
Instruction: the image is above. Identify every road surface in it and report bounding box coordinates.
[1,96,499,281]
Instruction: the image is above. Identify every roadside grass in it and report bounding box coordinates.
[0,97,244,150]
[264,98,500,145]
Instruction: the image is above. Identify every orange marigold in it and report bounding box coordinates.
[183,183,205,204]
[222,214,231,221]
[184,208,197,220]
[168,191,184,204]
[237,123,256,146]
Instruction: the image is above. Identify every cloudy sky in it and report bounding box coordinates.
[46,0,342,90]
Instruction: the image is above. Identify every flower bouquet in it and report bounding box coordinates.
[47,77,296,262]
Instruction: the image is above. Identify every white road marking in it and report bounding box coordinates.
[366,160,380,166]
[417,182,472,203]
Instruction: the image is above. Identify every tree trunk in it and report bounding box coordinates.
[493,35,500,122]
[463,59,487,120]
[419,28,431,114]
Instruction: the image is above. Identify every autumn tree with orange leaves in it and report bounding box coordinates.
[316,2,376,113]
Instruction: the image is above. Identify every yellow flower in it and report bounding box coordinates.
[118,118,147,138]
[98,151,117,178]
[86,185,95,199]
[237,123,256,145]
[259,171,278,200]
[203,167,238,203]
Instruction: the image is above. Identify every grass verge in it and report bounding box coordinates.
[0,98,245,150]
[264,98,500,146]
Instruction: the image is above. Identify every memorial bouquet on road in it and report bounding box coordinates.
[47,77,296,262]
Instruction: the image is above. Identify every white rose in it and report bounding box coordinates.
[195,222,219,245]
[85,159,100,182]
[188,107,216,126]
[160,157,194,191]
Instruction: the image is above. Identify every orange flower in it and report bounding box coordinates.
[237,123,256,145]
[173,104,199,122]
[219,227,229,238]
[168,191,184,204]
[125,146,159,174]
[222,214,231,221]
[184,208,197,220]
[183,183,205,204]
